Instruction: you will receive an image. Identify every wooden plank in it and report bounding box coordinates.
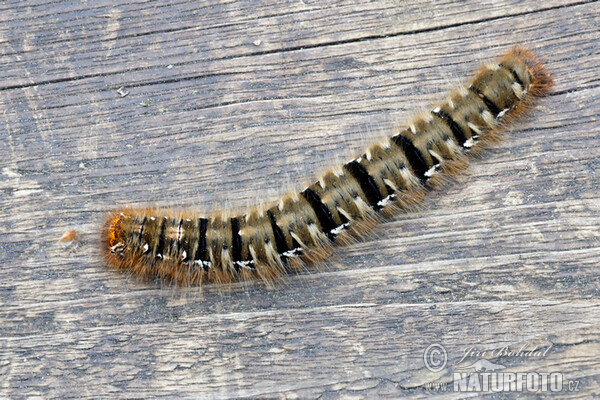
[1,302,598,398]
[1,0,599,398]
[0,0,588,87]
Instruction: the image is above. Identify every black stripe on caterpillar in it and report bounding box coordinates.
[102,46,552,286]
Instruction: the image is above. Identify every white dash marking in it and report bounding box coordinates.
[377,194,396,207]
[330,223,350,236]
[497,108,509,120]
[463,137,476,148]
[424,165,438,178]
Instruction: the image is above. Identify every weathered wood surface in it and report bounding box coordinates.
[1,0,599,398]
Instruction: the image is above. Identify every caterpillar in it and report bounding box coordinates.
[102,46,552,286]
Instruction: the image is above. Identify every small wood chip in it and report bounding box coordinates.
[59,230,81,249]
[117,87,129,97]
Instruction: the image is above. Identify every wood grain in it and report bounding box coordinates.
[1,0,599,398]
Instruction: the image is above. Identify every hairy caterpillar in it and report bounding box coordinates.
[102,47,552,286]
